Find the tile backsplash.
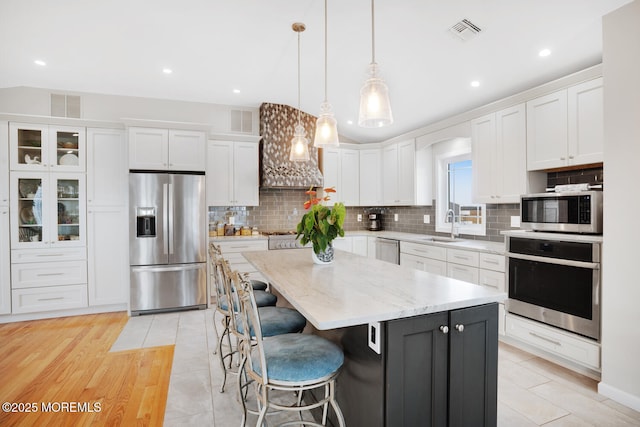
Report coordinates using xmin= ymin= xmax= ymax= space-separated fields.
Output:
xmin=209 ymin=189 xmax=520 ymax=242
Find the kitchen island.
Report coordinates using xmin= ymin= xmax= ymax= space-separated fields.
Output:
xmin=244 ymin=249 xmax=506 ymax=427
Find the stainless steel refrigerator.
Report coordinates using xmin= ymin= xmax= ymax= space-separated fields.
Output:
xmin=129 ymin=172 xmax=207 ymax=315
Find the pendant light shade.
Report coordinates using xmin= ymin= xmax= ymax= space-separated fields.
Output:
xmin=290 ymin=123 xmax=311 ymax=161
xmin=290 ymin=22 xmax=311 ymax=162
xmin=314 ymin=0 xmax=339 ymax=147
xmin=358 ymin=0 xmax=393 ymax=128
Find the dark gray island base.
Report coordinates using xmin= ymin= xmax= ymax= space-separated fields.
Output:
xmin=242 ymin=250 xmax=504 ymax=427
xmin=312 ymin=303 xmax=498 ymax=427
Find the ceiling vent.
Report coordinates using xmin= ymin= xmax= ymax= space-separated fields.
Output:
xmin=449 ymin=18 xmax=482 ymax=41
xmin=51 ymin=94 xmax=81 ymax=118
xmin=230 ymin=109 xmax=254 ymax=133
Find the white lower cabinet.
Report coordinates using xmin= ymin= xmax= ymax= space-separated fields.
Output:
xmin=401 ymin=253 xmax=447 ymax=276
xmin=10 ymin=247 xmax=88 ymax=314
xmin=351 ymin=236 xmax=368 ymax=257
xmin=506 ymin=313 xmax=600 ymax=370
xmin=447 ymin=263 xmax=479 ymax=284
xmin=12 ymin=285 xmax=88 ymax=314
xmin=87 ymin=207 xmax=128 ymax=306
xmin=213 ymin=239 xmax=268 ymax=296
xmin=401 ymin=240 xmax=507 ymax=334
xmin=0 ymin=206 xmax=10 ymax=314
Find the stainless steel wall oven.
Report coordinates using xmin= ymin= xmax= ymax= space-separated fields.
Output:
xmin=506 ymin=236 xmax=601 ymax=340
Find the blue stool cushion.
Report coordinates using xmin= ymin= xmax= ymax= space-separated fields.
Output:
xmin=220 ymin=290 xmax=277 ymax=311
xmin=251 ymin=280 xmax=268 ymax=291
xmin=236 ymin=307 xmax=306 ymax=337
xmin=252 ymin=334 xmax=344 ymax=382
xmin=218 ymin=295 xmax=231 ymax=311
xmin=254 ymin=290 xmax=277 ymax=307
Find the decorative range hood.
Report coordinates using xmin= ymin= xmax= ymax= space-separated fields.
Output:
xmin=260 ymin=102 xmax=324 ymax=188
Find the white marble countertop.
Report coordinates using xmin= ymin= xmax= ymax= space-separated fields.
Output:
xmin=243 ymin=249 xmax=507 ymax=330
xmin=344 ymin=230 xmax=506 ymax=254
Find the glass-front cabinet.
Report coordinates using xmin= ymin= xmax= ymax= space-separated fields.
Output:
xmin=9 ymin=123 xmax=86 ymax=172
xmin=10 ymin=172 xmax=86 ymax=248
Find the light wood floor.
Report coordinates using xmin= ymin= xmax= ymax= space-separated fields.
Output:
xmin=0 ymin=312 xmax=173 ymax=427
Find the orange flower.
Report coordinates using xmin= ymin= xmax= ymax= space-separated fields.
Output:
xmin=324 ymin=187 xmax=336 ymax=193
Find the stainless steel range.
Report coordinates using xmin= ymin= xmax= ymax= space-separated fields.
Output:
xmin=263 ymin=231 xmax=308 ymax=250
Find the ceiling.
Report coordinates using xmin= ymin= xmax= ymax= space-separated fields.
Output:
xmin=0 ymin=0 xmax=632 ymax=143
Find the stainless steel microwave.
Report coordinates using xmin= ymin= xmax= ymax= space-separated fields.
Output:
xmin=520 ymin=191 xmax=603 ymax=234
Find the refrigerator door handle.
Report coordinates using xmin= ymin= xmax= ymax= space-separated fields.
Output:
xmin=131 ymin=264 xmax=204 ymax=274
xmin=168 ymin=182 xmax=174 ymax=255
xmin=162 ymin=183 xmax=169 ymax=255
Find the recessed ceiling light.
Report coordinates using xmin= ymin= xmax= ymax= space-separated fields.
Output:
xmin=539 ymin=48 xmax=551 ymax=57
xmin=162 ymin=68 xmax=173 ymax=74
xmin=233 ymin=89 xmax=241 ymax=94
xmin=347 ymin=120 xmax=354 ymax=125
xmin=34 ymin=60 xmax=46 ymax=66
xmin=470 ymin=80 xmax=480 ymax=88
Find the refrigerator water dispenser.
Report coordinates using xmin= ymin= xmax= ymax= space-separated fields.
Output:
xmin=136 ymin=207 xmax=156 ymax=237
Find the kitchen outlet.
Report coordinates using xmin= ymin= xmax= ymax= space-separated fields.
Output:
xmin=510 ymin=216 xmax=521 ymax=227
xmin=228 ymin=216 xmax=235 ymax=225
xmin=423 ymin=214 xmax=430 ymax=224
xmin=394 ymin=213 xmax=399 ymax=222
xmin=357 ymin=214 xmax=362 ymax=222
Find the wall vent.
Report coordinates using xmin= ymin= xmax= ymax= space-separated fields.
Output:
xmin=51 ymin=94 xmax=81 ymax=118
xmin=449 ymin=18 xmax=482 ymax=41
xmin=230 ymin=109 xmax=254 ymax=133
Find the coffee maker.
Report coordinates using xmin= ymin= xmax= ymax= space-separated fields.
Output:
xmin=368 ymin=213 xmax=383 ymax=231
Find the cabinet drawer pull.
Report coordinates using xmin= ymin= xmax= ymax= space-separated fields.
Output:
xmin=36 ymin=253 xmax=66 ymax=257
xmin=37 ymin=272 xmax=65 ymax=277
xmin=37 ymin=297 xmax=65 ymax=301
xmin=451 ymin=266 xmax=468 ymax=272
xmin=439 ymin=325 xmax=449 ymax=334
xmin=529 ymin=332 xmax=561 ymax=346
xmin=483 ymin=259 xmax=500 ymax=265
xmin=455 ymin=324 xmax=464 ymax=332
xmin=453 ymin=255 xmax=471 ymax=261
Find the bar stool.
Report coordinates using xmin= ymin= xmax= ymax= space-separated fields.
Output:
xmin=217 ymin=260 xmax=306 ymax=393
xmin=234 ymin=272 xmax=345 ymax=427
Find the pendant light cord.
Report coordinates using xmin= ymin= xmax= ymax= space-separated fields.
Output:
xmin=324 ymin=0 xmax=328 ymax=103
xmin=371 ymin=0 xmax=376 ymax=64
xmin=297 ymin=29 xmax=302 ymax=125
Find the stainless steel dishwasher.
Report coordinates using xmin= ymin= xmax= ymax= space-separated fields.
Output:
xmin=375 ymin=238 xmax=400 ymax=264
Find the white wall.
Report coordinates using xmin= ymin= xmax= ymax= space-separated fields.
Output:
xmin=600 ymin=0 xmax=640 ymax=411
xmin=0 ymin=86 xmax=258 ymax=134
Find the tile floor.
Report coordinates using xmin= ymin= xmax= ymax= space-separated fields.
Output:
xmin=110 ymin=308 xmax=640 ymax=426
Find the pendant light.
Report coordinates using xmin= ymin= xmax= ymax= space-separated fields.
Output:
xmin=313 ymin=0 xmax=339 ymax=147
xmin=358 ymin=0 xmax=393 ymax=128
xmin=289 ymin=22 xmax=311 ymax=162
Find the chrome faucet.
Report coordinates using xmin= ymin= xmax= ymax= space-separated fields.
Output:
xmin=445 ymin=209 xmax=457 ymax=239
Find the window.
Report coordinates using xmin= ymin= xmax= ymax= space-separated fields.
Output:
xmin=435 ymin=139 xmax=486 ymax=236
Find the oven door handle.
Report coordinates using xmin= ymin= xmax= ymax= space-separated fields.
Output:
xmin=507 ymin=252 xmax=599 ymax=270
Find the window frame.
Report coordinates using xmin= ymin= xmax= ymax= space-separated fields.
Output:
xmin=434 ymin=139 xmax=486 ymax=236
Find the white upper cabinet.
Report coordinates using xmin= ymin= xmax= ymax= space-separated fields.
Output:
xmin=206 ymin=140 xmax=259 ymax=206
xmin=472 ymin=103 xmax=527 ymax=203
xmin=168 ymin=129 xmax=207 ymax=171
xmin=383 ymin=140 xmax=415 ymax=205
xmin=128 ymin=127 xmax=206 ymax=171
xmin=567 ymin=78 xmax=603 ymax=166
xmin=87 ymin=128 xmax=126 ymax=207
xmin=10 ymin=123 xmax=86 ymax=172
xmin=527 ymin=78 xmax=603 ymax=171
xmin=359 ymin=149 xmax=383 ymax=206
xmin=322 ymin=147 xmax=359 ymax=206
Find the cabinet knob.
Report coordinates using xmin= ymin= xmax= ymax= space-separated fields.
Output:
xmin=455 ymin=324 xmax=464 ymax=332
xmin=560 ymin=157 xmax=566 ymax=161
xmin=568 ymin=155 xmax=574 ymax=159
xmin=439 ymin=325 xmax=449 ymax=334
